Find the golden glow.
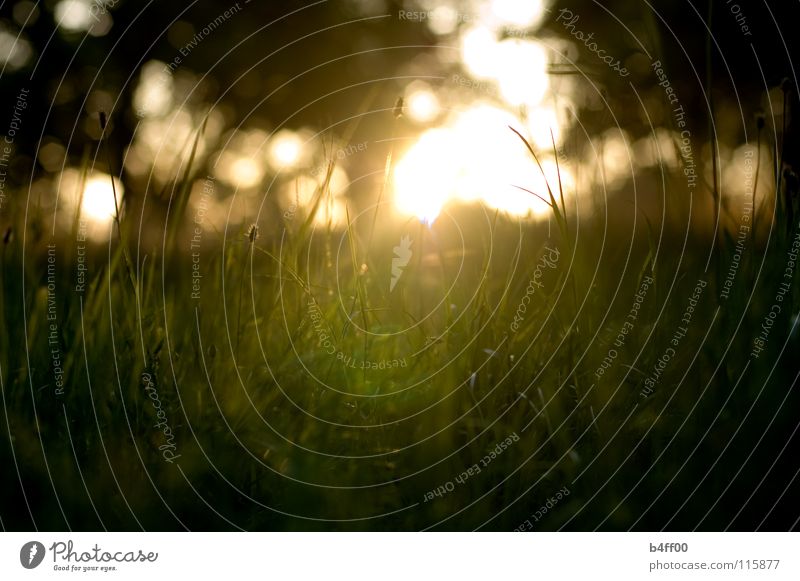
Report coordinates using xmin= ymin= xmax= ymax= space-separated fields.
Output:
xmin=287 ymin=175 xmax=319 ymax=207
xmin=525 ymin=106 xmax=563 ymax=150
xmin=81 ymin=175 xmax=122 ymax=222
xmin=596 ymin=129 xmax=633 ymax=187
xmin=133 ymin=60 xmax=174 ymax=118
xmin=723 ymin=144 xmax=774 ymax=205
xmin=461 ymin=26 xmax=499 ymax=80
xmin=314 ymin=196 xmax=348 ymax=228
xmin=393 ymin=104 xmax=574 ymax=222
xmin=494 ymin=39 xmax=549 ymax=107
xmin=394 ymin=129 xmax=456 ymax=224
xmin=461 ymin=27 xmax=549 ymax=108
xmin=268 ymin=130 xmax=305 ymax=169
xmin=127 ymin=109 xmax=224 ymax=185
xmin=490 ymin=0 xmax=546 ymax=28
xmin=427 ymin=5 xmax=459 ymax=36
xmin=54 ymin=0 xmax=94 ymax=32
xmin=231 ymin=157 xmax=264 ymax=188
xmin=633 ymin=129 xmax=679 ymax=169
xmin=55 ymin=0 xmax=112 ymax=36
xmin=326 ymin=166 xmax=350 ymax=197
xmin=282 ymin=170 xmax=350 ymax=228
xmin=303 ymin=165 xmax=350 ymax=197
xmin=0 ymin=27 xmax=33 ymax=70
xmin=210 ymin=128 xmax=281 ymax=188
xmin=405 ymin=83 xmax=441 ymax=123
xmin=58 ymin=169 xmax=124 ymax=239
xmin=214 ymin=150 xmax=265 ymax=189
xmin=482 ymin=158 xmax=573 ymax=217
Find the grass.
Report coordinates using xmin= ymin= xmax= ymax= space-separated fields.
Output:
xmin=1 ymin=113 xmax=799 ymax=532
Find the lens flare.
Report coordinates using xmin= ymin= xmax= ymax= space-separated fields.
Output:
xmin=393 ymin=129 xmax=456 ymax=224
xmin=461 ymin=26 xmax=500 ymax=80
xmin=58 ymin=169 xmax=124 ymax=239
xmin=494 ymin=39 xmax=549 ymax=107
xmin=54 ymin=0 xmax=94 ymax=32
xmin=81 ymin=175 xmax=122 ymax=222
xmin=490 ymin=0 xmax=546 ymax=28
xmin=393 ymin=104 xmax=573 ymax=222
xmin=405 ymin=83 xmax=441 ymax=124
xmin=268 ymin=130 xmax=305 ymax=169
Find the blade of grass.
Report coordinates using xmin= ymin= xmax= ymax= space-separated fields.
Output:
xmin=509 ymin=126 xmax=566 ymax=235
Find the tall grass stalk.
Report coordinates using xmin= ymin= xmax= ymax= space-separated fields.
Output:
xmin=99 ymin=112 xmax=138 ymax=302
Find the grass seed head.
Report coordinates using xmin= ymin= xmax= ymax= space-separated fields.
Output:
xmin=246 ymin=223 xmax=260 ymax=244
xmin=393 ymin=96 xmax=404 ymax=119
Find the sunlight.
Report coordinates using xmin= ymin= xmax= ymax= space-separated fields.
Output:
xmin=304 ymin=165 xmax=350 ymax=197
xmin=723 ymin=144 xmax=774 ymax=206
xmin=394 ymin=104 xmax=574 ymax=222
xmin=13 ymin=0 xmax=789 ymax=539
xmin=427 ymin=5 xmax=460 ymax=36
xmin=0 ymin=26 xmax=33 ymax=70
xmin=482 ymin=158 xmax=573 ymax=217
xmin=394 ymin=129 xmax=458 ymax=224
xmin=231 ymin=157 xmax=264 ymax=188
xmin=327 ymin=166 xmax=351 ymax=196
xmin=461 ymin=26 xmax=500 ymax=80
xmin=268 ymin=130 xmax=305 ymax=170
xmin=214 ymin=151 xmax=265 ymax=189
xmin=314 ymin=196 xmax=348 ymax=228
xmin=81 ymin=174 xmax=122 ymax=222
xmin=489 ymin=0 xmax=547 ymax=28
xmin=405 ymin=83 xmax=441 ymax=124
xmin=58 ymin=169 xmax=124 ymax=239
xmin=126 ymin=109 xmax=224 ymax=186
xmin=282 ymin=171 xmax=350 ymax=228
xmin=494 ymin=39 xmax=549 ymax=107
xmin=596 ymin=128 xmax=633 ymax=188
xmin=388 ymin=0 xmax=570 ymax=221
xmin=133 ymin=60 xmax=174 ymax=118
xmin=54 ymin=0 xmax=94 ymax=32
xmin=525 ymin=106 xmax=564 ymax=150
xmin=460 ymin=27 xmax=550 ymax=108
xmin=633 ymin=128 xmax=679 ymax=169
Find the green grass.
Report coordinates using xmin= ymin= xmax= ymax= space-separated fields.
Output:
xmin=1 ymin=123 xmax=799 ymax=531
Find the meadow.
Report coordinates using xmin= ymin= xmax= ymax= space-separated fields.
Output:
xmin=2 ymin=119 xmax=798 ymax=531
xmin=2 ymin=0 xmax=800 ymax=533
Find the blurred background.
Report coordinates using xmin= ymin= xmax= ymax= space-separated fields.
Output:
xmin=1 ymin=0 xmax=797 ymax=243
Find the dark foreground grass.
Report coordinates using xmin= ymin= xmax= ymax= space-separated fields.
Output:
xmin=1 ymin=134 xmax=800 ymax=532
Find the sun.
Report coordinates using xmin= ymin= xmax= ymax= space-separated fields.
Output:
xmin=393 ymin=105 xmax=573 ymax=223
